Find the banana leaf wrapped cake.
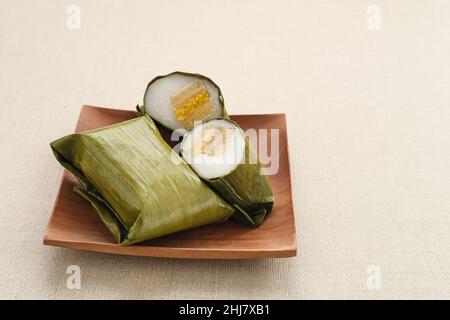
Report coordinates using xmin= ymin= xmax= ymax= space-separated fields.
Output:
xmin=140 ymin=72 xmax=274 ymax=226
xmin=50 ymin=115 xmax=234 ymax=245
xmin=180 ymin=118 xmax=273 ymax=227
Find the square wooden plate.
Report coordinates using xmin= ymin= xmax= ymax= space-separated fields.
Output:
xmin=44 ymin=105 xmax=297 ymax=259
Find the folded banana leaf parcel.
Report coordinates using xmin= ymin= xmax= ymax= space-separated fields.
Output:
xmin=50 ymin=115 xmax=234 ymax=245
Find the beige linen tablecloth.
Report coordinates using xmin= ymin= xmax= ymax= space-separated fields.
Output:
xmin=0 ymin=0 xmax=449 ymax=299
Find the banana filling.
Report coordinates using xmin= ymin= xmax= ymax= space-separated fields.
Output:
xmin=170 ymin=80 xmax=216 ymax=129
xmin=181 ymin=119 xmax=246 ymax=180
xmin=194 ymin=126 xmax=229 ymax=157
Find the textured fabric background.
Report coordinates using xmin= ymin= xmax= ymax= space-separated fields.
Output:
xmin=0 ymin=0 xmax=449 ymax=299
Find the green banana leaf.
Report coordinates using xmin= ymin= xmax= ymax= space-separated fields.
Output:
xmin=203 ymin=139 xmax=274 ymax=227
xmin=50 ymin=115 xmax=234 ymax=245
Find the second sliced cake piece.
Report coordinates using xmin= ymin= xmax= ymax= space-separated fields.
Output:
xmin=180 ymin=118 xmax=274 ymax=227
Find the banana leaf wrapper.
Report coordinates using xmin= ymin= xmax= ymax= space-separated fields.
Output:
xmin=50 ymin=115 xmax=234 ymax=245
xmin=201 ymin=139 xmax=274 ymax=228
